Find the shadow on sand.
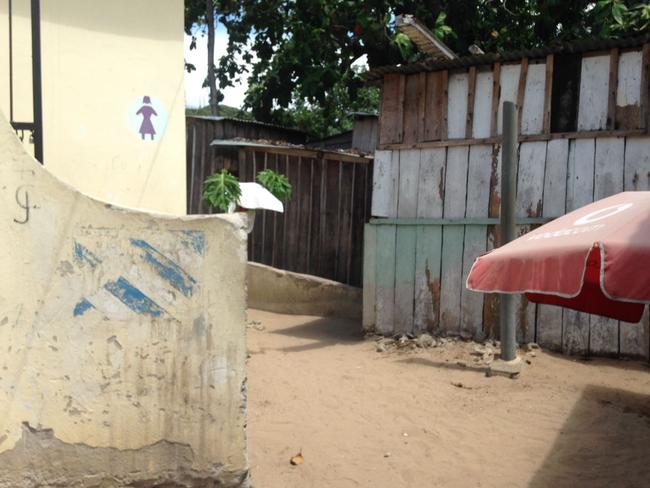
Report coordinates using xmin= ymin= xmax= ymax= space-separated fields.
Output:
xmin=529 ymin=384 xmax=650 ymax=487
xmin=270 ymin=316 xmax=364 ymax=353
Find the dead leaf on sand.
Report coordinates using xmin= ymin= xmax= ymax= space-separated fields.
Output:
xmin=290 ymin=452 xmax=304 ymax=466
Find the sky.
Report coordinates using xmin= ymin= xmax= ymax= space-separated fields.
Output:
xmin=184 ymin=23 xmax=248 ymax=109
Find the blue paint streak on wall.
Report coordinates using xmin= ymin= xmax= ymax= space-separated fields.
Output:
xmin=73 ymin=242 xmax=102 ymax=268
xmin=130 ymin=239 xmax=197 ymax=297
xmin=104 ymin=277 xmax=165 ymax=318
xmin=180 ymin=230 xmax=205 ymax=256
xmin=73 ymin=298 xmax=95 ymax=317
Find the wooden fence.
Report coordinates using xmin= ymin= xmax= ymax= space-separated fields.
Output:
xmin=363 ymin=139 xmax=650 ymax=359
xmin=186 ymin=132 xmax=373 ymax=286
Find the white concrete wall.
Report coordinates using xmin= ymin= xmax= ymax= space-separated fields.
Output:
xmin=0 ymin=0 xmax=187 ymax=215
xmin=0 ymin=114 xmax=249 ymax=487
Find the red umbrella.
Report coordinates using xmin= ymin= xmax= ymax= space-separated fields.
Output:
xmin=466 ymin=192 xmax=650 ymax=323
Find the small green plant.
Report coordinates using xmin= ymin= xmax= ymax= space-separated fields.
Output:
xmin=202 ymin=169 xmax=242 ymax=212
xmin=257 ymin=169 xmax=292 ymax=201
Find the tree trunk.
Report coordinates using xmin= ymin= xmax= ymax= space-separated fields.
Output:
xmin=206 ymin=0 xmax=219 ymax=116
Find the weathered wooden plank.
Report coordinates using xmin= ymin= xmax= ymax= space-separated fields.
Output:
xmin=497 ymin=63 xmax=521 ymax=134
xmin=594 ymin=137 xmax=625 ymax=200
xmin=417 ymin=73 xmax=427 ymax=143
xmin=514 ymin=142 xmax=546 ymax=343
xmin=262 ymin=154 xmax=276 ymax=265
xmin=403 ymin=74 xmax=420 ymax=144
xmin=414 ymin=226 xmax=443 ymax=334
xmin=607 ymin=48 xmax=619 ymax=130
xmin=521 ymin=62 xmax=547 ymax=135
xmin=616 ymin=50 xmax=643 ymax=130
xmin=375 ymin=225 xmax=397 ymax=335
xmin=563 ymin=309 xmax=590 ymax=356
xmin=440 ymin=225 xmax=465 ymax=336
xmin=641 ymin=44 xmax=650 ymax=129
xmin=620 ymin=308 xmax=650 ymax=360
xmin=309 ymin=158 xmax=323 ymax=276
xmin=589 ymin=137 xmax=623 ymax=356
xmin=516 ymin=58 xmax=529 ymax=129
xmin=321 ymin=160 xmax=340 ymax=280
xmin=447 ymin=72 xmax=469 ymax=139
xmin=535 ymin=138 xmax=569 ymax=349
xmin=461 ymin=225 xmax=487 ymax=339
xmin=537 ymin=305 xmax=563 ymax=352
xmin=459 ymin=145 xmax=492 ymax=339
xmin=483 ymin=144 xmax=502 ymax=338
xmin=562 ymin=138 xmax=595 ymax=355
xmin=543 ymin=55 xmax=554 ymax=134
xmin=336 ymin=162 xmax=354 ymax=283
xmin=621 ymin=137 xmax=650 ymax=358
xmin=397 ymin=149 xmax=421 ymax=218
xmin=422 ymin=71 xmax=445 ymax=141
xmin=466 ymin=145 xmax=493 ymax=218
xmin=443 ymin=146 xmax=469 ymax=219
xmin=566 ymin=138 xmax=595 ymax=211
xmin=466 ymin=67 xmax=477 ymax=138
xmin=379 ymin=74 xmax=405 ymax=144
xmin=441 ymin=70 xmax=449 ymax=140
xmin=362 ymin=223 xmax=377 ymax=331
xmin=491 ymin=62 xmax=501 ymax=137
xmin=516 ymin=141 xmax=547 ymax=218
xmin=395 ymin=226 xmax=417 ymax=335
xmin=416 ymin=148 xmax=446 ymax=218
xmin=350 ymin=162 xmax=367 ymax=287
xmin=624 ymin=137 xmax=650 ymax=190
xmin=542 ymin=139 xmax=569 ymax=217
xmin=371 ymin=150 xmax=399 ymax=217
xmin=515 ymin=252 xmax=537 ymax=344
xmin=473 ymin=70 xmax=494 ymax=139
xmin=577 ymin=54 xmax=610 ymax=131
xmin=413 ymin=148 xmax=445 ymax=334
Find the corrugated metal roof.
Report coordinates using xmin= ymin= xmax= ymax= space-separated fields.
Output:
xmin=365 ymin=32 xmax=650 ymax=82
xmin=187 ymin=115 xmax=306 ymax=134
xmin=210 ymin=139 xmax=372 ymax=162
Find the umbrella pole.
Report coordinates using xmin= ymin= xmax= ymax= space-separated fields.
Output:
xmin=500 ymin=101 xmax=518 ymax=361
xmin=488 ymin=101 xmax=522 ymax=377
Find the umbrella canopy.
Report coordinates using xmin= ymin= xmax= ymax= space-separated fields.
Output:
xmin=466 ymin=192 xmax=650 ymax=323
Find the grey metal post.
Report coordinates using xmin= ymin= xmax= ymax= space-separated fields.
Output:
xmin=500 ymin=102 xmax=518 ymax=361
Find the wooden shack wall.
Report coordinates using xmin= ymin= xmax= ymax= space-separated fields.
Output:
xmin=364 ymin=46 xmax=650 ymax=360
xmin=186 ymin=124 xmax=373 ymax=285
xmin=238 ymin=151 xmax=372 ymax=287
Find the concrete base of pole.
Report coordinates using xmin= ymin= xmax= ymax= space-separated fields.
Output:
xmin=486 ymin=357 xmax=523 ymax=379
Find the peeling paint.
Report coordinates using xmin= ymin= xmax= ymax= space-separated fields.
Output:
xmin=130 ymin=238 xmax=197 ymax=297
xmin=73 ymin=242 xmax=102 ymax=268
xmin=73 ymin=298 xmax=94 ymax=317
xmin=104 ymin=277 xmax=166 ymax=318
xmin=180 ymin=230 xmax=205 ymax=256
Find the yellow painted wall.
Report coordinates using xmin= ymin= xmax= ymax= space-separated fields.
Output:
xmin=0 ymin=0 xmax=187 ymax=215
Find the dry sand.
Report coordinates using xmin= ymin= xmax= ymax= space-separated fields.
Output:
xmin=246 ymin=309 xmax=650 ymax=488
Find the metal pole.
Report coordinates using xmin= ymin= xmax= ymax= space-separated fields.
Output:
xmin=31 ymin=0 xmax=44 ymax=164
xmin=500 ymin=101 xmax=518 ymax=361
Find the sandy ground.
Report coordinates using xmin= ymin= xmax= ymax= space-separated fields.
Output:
xmin=246 ymin=309 xmax=650 ymax=488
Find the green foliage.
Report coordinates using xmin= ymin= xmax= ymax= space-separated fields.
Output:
xmin=202 ymin=169 xmax=241 ymax=212
xmin=257 ymin=169 xmax=293 ymax=201
xmin=186 ymin=104 xmax=254 ymax=120
xmin=186 ymin=0 xmax=650 ymax=138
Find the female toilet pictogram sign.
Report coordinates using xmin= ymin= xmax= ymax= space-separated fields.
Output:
xmin=137 ymin=96 xmax=157 ymax=140
xmin=129 ymin=96 xmax=168 ymax=142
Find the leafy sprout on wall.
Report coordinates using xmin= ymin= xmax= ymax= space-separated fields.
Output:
xmin=202 ymin=169 xmax=292 ymax=213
